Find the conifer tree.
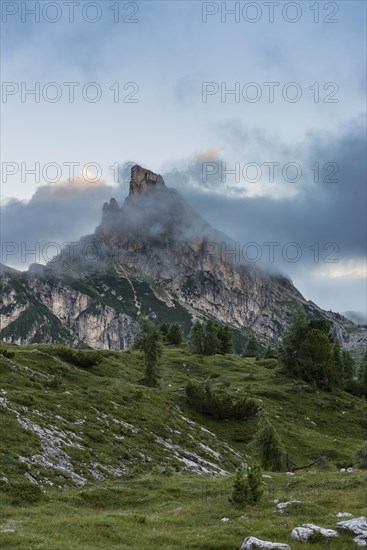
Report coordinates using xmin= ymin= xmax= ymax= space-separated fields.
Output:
xmin=264 ymin=345 xmax=277 ymax=359
xmin=278 ymin=312 xmax=308 ymax=375
xmin=332 ymin=340 xmax=345 ymax=387
xmin=342 ymin=350 xmax=355 ymax=383
xmin=159 ymin=323 xmax=169 ymax=342
xmin=244 ymin=335 xmax=260 ymax=357
xmin=297 ymin=329 xmax=334 ymax=389
xmin=203 ymin=320 xmax=220 ymax=355
xmin=252 ymin=413 xmax=284 ymax=471
xmin=189 ymin=321 xmax=204 ymax=354
xmin=217 ymin=324 xmax=233 ymax=355
xmin=359 ymin=350 xmax=367 ymax=396
xmin=166 ymin=323 xmax=183 ymax=346
xmin=134 ymin=320 xmax=162 ymax=387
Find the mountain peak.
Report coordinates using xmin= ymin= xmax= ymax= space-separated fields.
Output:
xmin=129 ymin=165 xmax=165 ymax=197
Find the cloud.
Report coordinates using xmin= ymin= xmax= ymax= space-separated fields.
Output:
xmin=1 ymin=119 xmax=365 ymax=315
xmin=0 ymin=174 xmax=115 ymax=269
xmin=164 ymin=118 xmax=366 ymax=265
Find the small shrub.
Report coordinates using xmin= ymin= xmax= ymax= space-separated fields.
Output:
xmin=229 ymin=463 xmax=263 ymax=508
xmin=345 ymin=380 xmax=365 ymax=398
xmin=46 ymin=374 xmax=63 ymax=390
xmin=0 ymin=348 xmax=15 ymax=358
xmin=6 ymin=481 xmax=43 ymax=504
xmin=229 ymin=469 xmax=250 ymax=508
xmin=247 ymin=463 xmax=264 ymax=502
xmin=353 ymin=441 xmax=367 ymax=469
xmin=186 ymin=381 xmax=259 ymax=420
xmin=56 ymin=346 xmax=101 ymax=368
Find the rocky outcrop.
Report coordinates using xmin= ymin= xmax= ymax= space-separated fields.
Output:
xmin=291 ymin=524 xmax=338 ymax=542
xmin=241 ymin=537 xmax=290 ymax=549
xmin=276 ymin=499 xmax=301 ymax=514
xmin=336 ymin=517 xmax=367 ymax=547
xmin=129 ymin=164 xmax=165 ymax=196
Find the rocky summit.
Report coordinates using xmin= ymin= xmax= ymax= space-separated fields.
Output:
xmin=1 ymin=165 xmax=366 ymax=350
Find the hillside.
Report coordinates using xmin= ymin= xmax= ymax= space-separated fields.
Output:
xmin=0 ymin=343 xmax=366 ymax=548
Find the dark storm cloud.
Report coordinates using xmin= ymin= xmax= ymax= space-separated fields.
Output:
xmin=0 ymin=178 xmax=115 ymax=267
xmin=164 ymin=119 xmax=366 ymax=268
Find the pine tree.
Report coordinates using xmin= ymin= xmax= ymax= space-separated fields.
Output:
xmin=166 ymin=323 xmax=183 ymax=346
xmin=159 ymin=323 xmax=169 ymax=342
xmin=217 ymin=325 xmax=233 ymax=355
xmin=264 ymin=345 xmax=277 ymax=359
xmin=297 ymin=329 xmax=334 ymax=389
xmin=332 ymin=340 xmax=345 ymax=387
xmin=203 ymin=320 xmax=220 ymax=355
xmin=252 ymin=413 xmax=284 ymax=471
xmin=189 ymin=321 xmax=204 ymax=354
xmin=278 ymin=312 xmax=308 ymax=376
xmin=342 ymin=350 xmax=355 ymax=383
xmin=134 ymin=320 xmax=162 ymax=387
xmin=244 ymin=335 xmax=260 ymax=358
xmin=359 ymin=351 xmax=367 ymax=396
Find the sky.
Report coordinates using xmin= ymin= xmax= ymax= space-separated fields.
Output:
xmin=1 ymin=0 xmax=366 ymax=316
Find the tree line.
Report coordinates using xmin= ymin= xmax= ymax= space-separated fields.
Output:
xmin=133 ymin=315 xmax=367 ymax=396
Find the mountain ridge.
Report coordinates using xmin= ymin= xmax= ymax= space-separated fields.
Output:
xmin=1 ymin=165 xmax=366 ymax=351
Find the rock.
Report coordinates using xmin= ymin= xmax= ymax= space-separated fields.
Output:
xmin=276 ymin=499 xmax=301 ymax=513
xmin=347 ymin=467 xmax=354 ymax=472
xmin=129 ymin=165 xmax=165 ymax=196
xmin=241 ymin=536 xmax=291 ymax=549
xmin=291 ymin=524 xmax=338 ymax=542
xmin=340 ymin=468 xmax=346 ymax=472
xmin=221 ymin=517 xmax=230 ymax=522
xmin=336 ymin=517 xmax=367 ymax=546
xmin=336 ymin=512 xmax=353 ymax=518
xmin=286 ymin=472 xmax=295 ymax=476
xmin=262 ymin=474 xmax=272 ymax=479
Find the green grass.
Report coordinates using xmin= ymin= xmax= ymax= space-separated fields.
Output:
xmin=0 ymin=471 xmax=366 ymax=549
xmin=0 ymin=343 xmax=366 ymax=548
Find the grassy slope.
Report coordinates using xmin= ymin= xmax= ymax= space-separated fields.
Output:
xmin=0 ymin=344 xmax=366 ymax=549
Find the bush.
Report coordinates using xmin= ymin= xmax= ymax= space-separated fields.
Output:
xmin=229 ymin=469 xmax=249 ymax=508
xmin=345 ymin=380 xmax=365 ymax=398
xmin=186 ymin=381 xmax=259 ymax=420
xmin=5 ymin=481 xmax=43 ymax=504
xmin=0 ymin=348 xmax=15 ymax=358
xmin=56 ymin=346 xmax=101 ymax=368
xmin=229 ymin=463 xmax=263 ymax=508
xmin=353 ymin=441 xmax=367 ymax=469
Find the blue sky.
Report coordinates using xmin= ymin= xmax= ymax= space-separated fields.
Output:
xmin=1 ymin=1 xmax=366 ymax=315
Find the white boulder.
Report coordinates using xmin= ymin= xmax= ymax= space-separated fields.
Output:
xmin=336 ymin=517 xmax=367 ymax=546
xmin=241 ymin=536 xmax=291 ymax=549
xmin=291 ymin=524 xmax=338 ymax=542
xmin=276 ymin=499 xmax=301 ymax=514
xmin=336 ymin=512 xmax=353 ymax=518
